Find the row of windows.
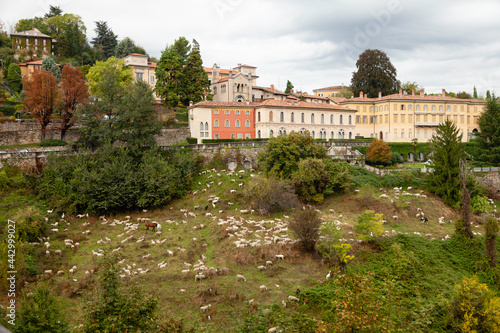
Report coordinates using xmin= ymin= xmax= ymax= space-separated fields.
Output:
xmin=135 ymin=73 xmax=155 ymax=83
xmin=257 ymin=111 xmax=352 ymax=125
xmin=16 ymin=45 xmax=48 ymax=51
xmin=257 ymin=129 xmax=351 ymax=139
xmin=358 ymin=104 xmax=477 ymax=113
xmin=213 ymin=119 xmax=251 ymax=128
xmin=356 ymin=114 xmax=478 ymax=125
xmin=213 ymin=110 xmax=251 ymax=115
xmin=16 ymin=38 xmax=48 ymax=46
xmin=213 ymin=133 xmax=251 ymax=139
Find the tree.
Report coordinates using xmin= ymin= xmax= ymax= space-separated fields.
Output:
xmin=473 ymin=86 xmax=478 ymax=99
xmin=477 ymin=97 xmax=500 ymax=165
xmin=351 ymin=49 xmax=400 ymax=98
xmin=83 ymin=254 xmax=158 ymax=332
xmin=15 ymin=17 xmax=48 ymax=34
xmin=44 ymin=5 xmax=63 ymax=18
xmin=291 ymin=158 xmax=330 ymax=204
xmin=171 ymin=36 xmax=191 ymax=63
xmin=155 ymin=44 xmax=183 ymax=110
xmin=401 ymin=81 xmax=423 ymax=95
xmin=366 ymin=138 xmax=392 ymax=165
xmin=6 ymin=63 xmax=22 ymax=93
xmin=45 ymin=14 xmax=87 ymax=58
xmin=285 ymin=80 xmax=294 ymax=94
xmin=334 ymin=87 xmax=352 ymax=99
xmin=458 ymin=159 xmax=473 ymax=239
xmin=486 ymin=90 xmax=492 ymax=101
xmin=15 ymin=284 xmax=69 ymax=333
xmin=427 ymin=119 xmax=465 ymax=208
xmin=456 ymin=91 xmax=472 ymax=99
xmin=41 ymin=57 xmax=61 ymax=81
xmin=258 ymin=131 xmax=328 ymax=179
xmin=85 ymin=56 xmax=133 ymax=97
xmin=115 ymin=37 xmax=146 ymax=58
xmin=485 ymin=217 xmax=498 ymax=269
xmin=59 ymin=65 xmax=89 ymax=140
xmin=23 ymin=70 xmax=59 ymax=140
xmin=181 ymin=39 xmax=210 ymax=105
xmin=91 ymin=21 xmax=117 ymax=60
xmin=289 ymin=208 xmax=322 ymax=252
xmin=355 ymin=210 xmax=384 ymax=240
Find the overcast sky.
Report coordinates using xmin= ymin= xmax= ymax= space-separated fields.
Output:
xmin=2 ymin=0 xmax=500 ymax=96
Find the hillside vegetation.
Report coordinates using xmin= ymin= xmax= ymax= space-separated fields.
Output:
xmin=1 ymin=159 xmax=499 ymax=332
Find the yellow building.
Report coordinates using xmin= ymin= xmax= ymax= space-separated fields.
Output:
xmin=339 ymin=89 xmax=486 ymax=142
xmin=313 ymin=85 xmax=349 ymax=97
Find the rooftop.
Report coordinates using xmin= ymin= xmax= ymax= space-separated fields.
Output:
xmin=11 ymin=28 xmax=51 ymax=38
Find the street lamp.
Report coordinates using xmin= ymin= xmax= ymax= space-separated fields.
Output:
xmin=411 ymin=138 xmax=418 ymax=168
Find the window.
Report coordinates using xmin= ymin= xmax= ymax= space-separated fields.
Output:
xmin=214 ymin=110 xmax=219 ymax=114
xmin=447 ymin=105 xmax=450 ymax=111
xmin=280 ymin=112 xmax=284 ymax=122
xmin=200 ymin=122 xmax=204 ymax=131
xmin=225 ymin=110 xmax=229 ymax=114
xmin=200 ymin=132 xmax=204 ymax=138
xmin=439 ymin=105 xmax=443 ymax=111
xmin=330 ymin=114 xmax=334 ymax=124
xmin=432 ymin=105 xmax=436 ymax=111
xmin=356 ymin=115 xmax=360 ymax=124
xmin=150 ymin=74 xmax=155 ymax=83
xmin=257 ymin=130 xmax=261 ymax=138
xmin=385 ymin=105 xmax=388 ymax=111
xmin=245 ymin=110 xmax=250 ymax=115
xmin=213 ymin=87 xmax=217 ymax=95
xmin=258 ymin=112 xmax=261 ymax=122
xmin=339 ymin=115 xmax=343 ymax=124
xmin=279 ymin=127 xmax=286 ymax=135
xmin=401 ymin=104 xmax=405 ymax=111
xmin=269 ymin=111 xmax=273 ymax=122
xmin=214 ymin=134 xmax=219 ymax=139
xmin=238 ymin=134 xmax=243 ymax=139
xmin=214 ymin=120 xmax=219 ymax=127
xmin=424 ymin=132 xmax=427 ymax=139
xmin=43 ymin=46 xmax=46 ymax=51
xmin=235 ymin=110 xmax=240 ymax=115
xmin=269 ymin=130 xmax=274 ymax=137
xmin=424 ymin=105 xmax=428 ymax=111
xmin=26 ymin=38 xmax=29 ymax=44
xmin=301 ymin=113 xmax=305 ymax=123
xmin=321 ymin=114 xmax=324 ymax=124
xmin=349 ymin=115 xmax=352 ymax=125
xmin=245 ymin=134 xmax=250 ymax=139
xmin=363 ymin=116 xmax=367 ymax=124
xmin=379 ymin=106 xmax=383 ymax=112
xmin=330 ymin=131 xmax=334 ymax=139
xmin=235 ymin=120 xmax=240 ymax=127
xmin=291 ymin=112 xmax=294 ymax=122
xmin=409 ymin=132 xmax=412 ymax=139
xmin=245 ymin=120 xmax=250 ymax=127
xmin=221 ymin=84 xmax=226 ymax=93
xmin=136 ymin=73 xmax=143 ymax=81
xmin=416 ymin=132 xmax=420 ymax=139
xmin=408 ymin=114 xmax=412 ymax=123
xmin=311 ymin=113 xmax=315 ymax=123
xmin=401 ymin=114 xmax=405 ymax=123
xmin=311 ymin=131 xmax=315 ymax=138
xmin=231 ymin=134 xmax=235 ymax=139
xmin=401 ymin=132 xmax=405 ymax=139
xmin=205 ymin=122 xmax=209 ymax=130
xmin=416 ymin=105 xmax=420 ymax=111
xmin=225 ymin=120 xmax=230 ymax=127
xmin=43 ymin=39 xmax=46 ymax=46
xmin=409 ymin=105 xmax=412 ymax=111
xmin=394 ymin=131 xmax=397 ymax=139
xmin=34 ymin=39 xmax=38 ymax=45
xmin=394 ymin=114 xmax=398 ymax=123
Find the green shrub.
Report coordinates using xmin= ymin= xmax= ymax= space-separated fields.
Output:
xmin=471 ymin=195 xmax=492 ymax=214
xmin=10 ymin=206 xmax=46 ymax=243
xmin=391 ymin=151 xmax=404 ymax=164
xmin=347 ymin=164 xmax=382 ymax=188
xmin=381 ymin=170 xmax=423 ymax=188
xmin=355 ymin=210 xmax=384 ymax=240
xmin=39 ymin=139 xmax=66 ymax=147
xmin=289 ymin=208 xmax=322 ymax=251
xmin=186 ymin=137 xmax=197 ymax=144
xmin=243 ymin=176 xmax=299 ymax=213
xmin=291 ymin=158 xmax=330 ymax=203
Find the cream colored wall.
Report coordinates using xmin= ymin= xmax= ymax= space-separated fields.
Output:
xmin=189 ymin=106 xmax=212 ymax=143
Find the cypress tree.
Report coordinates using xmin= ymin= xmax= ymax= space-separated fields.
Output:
xmin=477 ymin=97 xmax=500 ymax=166
xmin=41 ymin=57 xmax=61 ymax=82
xmin=181 ymin=39 xmax=210 ymax=106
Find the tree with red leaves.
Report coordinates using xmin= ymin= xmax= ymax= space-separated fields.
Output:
xmin=60 ymin=65 xmax=89 ymax=140
xmin=23 ymin=70 xmax=59 ymax=141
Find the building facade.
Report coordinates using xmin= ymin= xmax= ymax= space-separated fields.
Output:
xmin=189 ymin=99 xmax=356 ymax=143
xmin=123 ymin=53 xmax=159 ymax=101
xmin=339 ymin=89 xmax=486 ymax=142
xmin=10 ymin=28 xmax=55 ymax=56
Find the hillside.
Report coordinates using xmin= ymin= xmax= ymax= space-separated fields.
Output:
xmin=2 ymin=165 xmax=499 ymax=332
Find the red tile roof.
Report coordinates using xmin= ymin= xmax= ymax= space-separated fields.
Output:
xmin=129 ymin=53 xmax=148 ymax=57
xmin=11 ymin=28 xmax=51 ymax=38
xmin=148 ymin=62 xmax=156 ymax=68
xmin=191 ymin=100 xmax=356 ymax=112
xmin=313 ymin=85 xmax=348 ymax=92
xmin=252 ymin=86 xmax=288 ymax=95
xmin=342 ymin=92 xmax=486 ymax=104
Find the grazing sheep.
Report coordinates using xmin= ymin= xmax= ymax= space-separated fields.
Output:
xmin=195 ymin=274 xmax=206 ymax=282
xmin=268 ymin=328 xmax=277 ymax=333
xmin=288 ymin=295 xmax=299 ymax=302
xmin=236 ymin=274 xmax=247 ymax=282
xmin=230 ymin=190 xmax=236 ymax=194
xmin=266 ymin=260 xmax=273 ymax=266
xmin=54 ymin=250 xmax=62 ymax=256
xmin=45 ymin=250 xmax=50 ymax=257
xmin=200 ymin=304 xmax=211 ymax=312
xmin=260 ymin=285 xmax=267 ymax=292
xmin=44 ymin=270 xmax=53 ymax=278
xmin=257 ymin=265 xmax=266 ymax=271
xmin=275 ymin=254 xmax=284 ymax=260
xmin=421 ymin=216 xmax=429 ymax=225
xmin=56 ymin=270 xmax=65 ymax=276
xmin=181 ymin=269 xmax=190 ymax=276
xmin=326 ymin=270 xmax=332 ymax=280
xmin=392 ymin=215 xmax=398 ymax=220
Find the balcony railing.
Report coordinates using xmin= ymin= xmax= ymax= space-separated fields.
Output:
xmin=415 ymin=122 xmax=441 ymax=127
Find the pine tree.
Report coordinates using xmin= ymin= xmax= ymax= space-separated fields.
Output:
xmin=486 ymin=90 xmax=492 ymax=101
xmin=6 ymin=63 xmax=22 ymax=93
xmin=285 ymin=80 xmax=294 ymax=93
xmin=473 ymin=86 xmax=478 ymax=99
xmin=477 ymin=96 xmax=500 ymax=165
xmin=427 ymin=119 xmax=464 ymax=208
xmin=41 ymin=57 xmax=61 ymax=82
xmin=181 ymin=39 xmax=210 ymax=105
xmin=91 ymin=21 xmax=117 ymax=60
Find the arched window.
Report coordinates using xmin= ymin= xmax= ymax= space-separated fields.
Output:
xmin=321 ymin=114 xmax=324 ymax=124
xmin=339 ymin=129 xmax=345 ymax=139
xmin=330 ymin=131 xmax=334 ymax=139
xmin=339 ymin=115 xmax=343 ymax=124
xmin=236 ymin=120 xmax=240 ymax=127
xmin=291 ymin=112 xmax=295 ymax=122
xmin=330 ymin=114 xmax=334 ymax=124
xmin=245 ymin=120 xmax=250 ymax=127
xmin=205 ymin=122 xmax=209 ymax=130
xmin=214 ymin=120 xmax=219 ymax=127
xmin=279 ymin=127 xmax=286 ymax=135
xmin=225 ymin=120 xmax=230 ymax=127
xmin=269 ymin=130 xmax=274 ymax=137
xmin=311 ymin=113 xmax=315 ymax=123
xmin=257 ymin=130 xmax=261 ymax=138
xmin=258 ymin=112 xmax=261 ymax=122
xmin=200 ymin=122 xmax=204 ymax=130
xmin=280 ymin=112 xmax=284 ymax=122
xmin=311 ymin=131 xmax=315 ymax=138
xmin=301 ymin=113 xmax=305 ymax=123
xmin=349 ymin=132 xmax=352 ymax=139
xmin=348 ymin=115 xmax=352 ymax=125
xmin=269 ymin=111 xmax=273 ymax=122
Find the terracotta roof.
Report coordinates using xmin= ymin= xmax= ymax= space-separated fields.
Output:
xmin=237 ymin=64 xmax=256 ymax=68
xmin=11 ymin=28 xmax=51 ymax=38
xmin=190 ymin=101 xmax=259 ymax=108
xmin=342 ymin=92 xmax=486 ymax=104
xmin=256 ymin=99 xmax=356 ymax=111
xmin=148 ymin=62 xmax=156 ymax=68
xmin=292 ymin=92 xmax=330 ymax=101
xmin=327 ymin=97 xmax=347 ymax=104
xmin=204 ymin=67 xmax=234 ymax=75
xmin=313 ymin=85 xmax=348 ymax=92
xmin=129 ymin=53 xmax=148 ymax=57
xmin=252 ymin=86 xmax=288 ymax=95
xmin=19 ymin=60 xmax=44 ymax=65
xmin=217 ymin=77 xmax=228 ymax=83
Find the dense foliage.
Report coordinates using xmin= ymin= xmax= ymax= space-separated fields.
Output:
xmin=351 ymin=49 xmax=400 ymax=98
xmin=366 ymin=138 xmax=392 ymax=165
xmin=477 ymin=97 xmax=500 ymax=166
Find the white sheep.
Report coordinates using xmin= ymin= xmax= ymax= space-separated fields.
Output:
xmin=288 ymin=295 xmax=299 ymax=302
xmin=257 ymin=265 xmax=266 ymax=271
xmin=200 ymin=304 xmax=211 ymax=312
xmin=236 ymin=274 xmax=247 ymax=282
xmin=195 ymin=274 xmax=206 ymax=282
xmin=260 ymin=285 xmax=267 ymax=292
xmin=275 ymin=254 xmax=284 ymax=260
xmin=266 ymin=261 xmax=273 ymax=266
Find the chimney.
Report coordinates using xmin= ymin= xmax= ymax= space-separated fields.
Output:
xmin=378 ymin=91 xmax=382 ymax=99
xmin=364 ymin=93 xmax=368 ymax=98
xmin=290 ymin=88 xmax=293 ymax=93
xmin=411 ymin=89 xmax=415 ymax=96
xmin=419 ymin=89 xmax=424 ymax=97
xmin=189 ymin=101 xmax=193 ymax=106
xmin=270 ymin=84 xmax=274 ymax=90
xmin=399 ymin=89 xmax=402 ymax=96
xmin=442 ymin=89 xmax=446 ymax=97
xmin=359 ymin=91 xmax=363 ymax=98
